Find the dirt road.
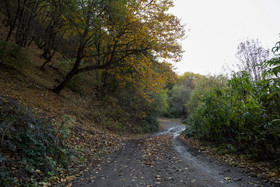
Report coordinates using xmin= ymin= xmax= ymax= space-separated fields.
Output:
xmin=74 ymin=118 xmax=271 ymax=187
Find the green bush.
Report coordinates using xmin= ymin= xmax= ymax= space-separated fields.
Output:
xmin=0 ymin=96 xmax=75 ymax=186
xmin=183 ymin=71 xmax=280 ymax=162
xmin=142 ymin=116 xmax=159 ymax=133
xmin=0 ymin=41 xmax=30 ymax=68
xmin=67 ymin=73 xmax=85 ymax=94
xmin=216 ymin=144 xmax=237 ymax=155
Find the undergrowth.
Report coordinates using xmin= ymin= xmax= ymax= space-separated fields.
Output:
xmin=0 ymin=40 xmax=30 ymax=68
xmin=183 ymin=71 xmax=280 ymax=164
xmin=0 ymin=96 xmax=77 ymax=186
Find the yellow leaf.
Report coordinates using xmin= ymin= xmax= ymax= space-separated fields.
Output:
xmin=35 ymin=169 xmax=41 ymax=173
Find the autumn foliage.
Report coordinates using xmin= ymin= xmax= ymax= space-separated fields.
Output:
xmin=1 ymin=0 xmax=185 ymax=128
xmin=0 ymin=0 xmax=186 ymax=185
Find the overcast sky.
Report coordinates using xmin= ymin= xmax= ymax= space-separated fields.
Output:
xmin=169 ymin=0 xmax=280 ymax=75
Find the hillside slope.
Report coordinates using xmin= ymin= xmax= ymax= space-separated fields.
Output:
xmin=0 ymin=40 xmax=142 ymax=185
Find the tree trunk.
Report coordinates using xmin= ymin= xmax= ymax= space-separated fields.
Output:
xmin=40 ymin=53 xmax=54 ymax=70
xmin=52 ymin=51 xmax=85 ymax=93
xmin=4 ymin=0 xmax=19 ymax=41
xmin=52 ymin=66 xmax=78 ymax=93
xmin=5 ymin=25 xmax=14 ymax=41
xmin=52 ymin=27 xmax=88 ymax=93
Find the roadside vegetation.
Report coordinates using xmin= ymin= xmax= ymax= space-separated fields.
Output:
xmin=163 ymin=40 xmax=280 ymax=177
xmin=0 ymin=0 xmax=279 ymax=186
xmin=183 ymin=40 xmax=280 ymax=162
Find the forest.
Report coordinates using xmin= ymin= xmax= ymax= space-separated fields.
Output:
xmin=1 ymin=0 xmax=185 ymax=130
xmin=0 ymin=0 xmax=279 ymax=186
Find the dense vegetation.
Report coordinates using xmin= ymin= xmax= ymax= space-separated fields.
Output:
xmin=182 ymin=40 xmax=280 ymax=164
xmin=163 ymin=72 xmax=203 ymax=118
xmin=158 ymin=39 xmax=280 ymax=166
xmin=0 ymin=97 xmax=75 ymax=186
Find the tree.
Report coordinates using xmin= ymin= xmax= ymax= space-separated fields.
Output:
xmin=263 ymin=40 xmax=280 ymax=78
xmin=236 ymin=39 xmax=270 ymax=81
xmin=186 ymin=74 xmax=228 ymax=113
xmin=2 ymin=0 xmax=44 ymax=46
xmin=51 ymin=0 xmax=125 ymax=93
xmin=2 ymin=0 xmax=70 ymax=66
xmin=166 ymin=72 xmax=203 ymax=118
xmin=52 ymin=0 xmax=185 ymax=93
xmin=33 ymin=0 xmax=67 ymax=69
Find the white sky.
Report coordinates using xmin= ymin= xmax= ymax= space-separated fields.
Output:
xmin=169 ymin=0 xmax=280 ymax=75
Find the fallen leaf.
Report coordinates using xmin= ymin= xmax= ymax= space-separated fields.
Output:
xmin=224 ymin=177 xmax=232 ymax=181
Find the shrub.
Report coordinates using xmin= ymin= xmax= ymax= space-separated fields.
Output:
xmin=0 ymin=41 xmax=30 ymax=68
xmin=183 ymin=71 xmax=280 ymax=162
xmin=142 ymin=116 xmax=159 ymax=133
xmin=0 ymin=96 xmax=75 ymax=186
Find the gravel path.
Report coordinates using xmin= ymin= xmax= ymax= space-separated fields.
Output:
xmin=73 ymin=118 xmax=271 ymax=187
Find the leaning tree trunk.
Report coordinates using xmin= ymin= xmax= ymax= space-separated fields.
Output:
xmin=52 ymin=23 xmax=90 ymax=93
xmin=52 ymin=57 xmax=81 ymax=94
xmin=52 ymin=27 xmax=88 ymax=94
xmin=52 ymin=70 xmax=75 ymax=94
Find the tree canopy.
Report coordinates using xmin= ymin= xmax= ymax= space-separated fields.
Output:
xmin=49 ymin=0 xmax=185 ymax=93
xmin=1 ymin=0 xmax=185 ymax=94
